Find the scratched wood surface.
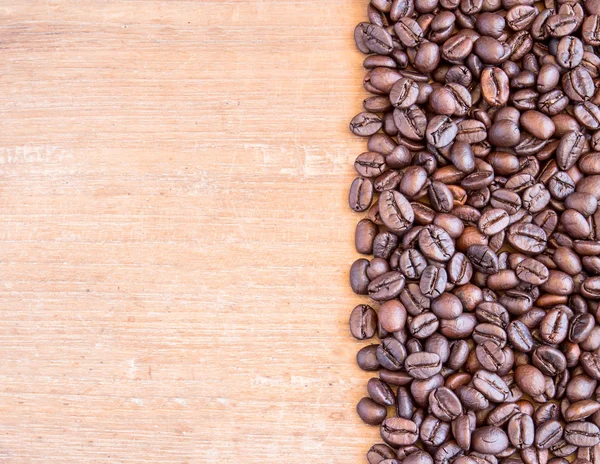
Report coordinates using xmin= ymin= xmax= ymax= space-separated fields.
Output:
xmin=0 ymin=1 xmax=378 ymax=462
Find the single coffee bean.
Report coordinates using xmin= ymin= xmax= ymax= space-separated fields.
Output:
xmin=473 ymin=370 xmax=510 ymax=402
xmin=432 ymin=293 xmax=463 ymax=320
xmin=563 ymin=67 xmax=595 ymax=103
xmin=472 ymin=426 xmax=509 ymax=454
xmin=350 ymin=304 xmax=378 ymax=340
xmin=535 ymin=420 xmax=564 ymax=449
xmin=409 ymin=312 xmax=440 ymax=340
xmin=508 ymin=412 xmax=535 ymax=449
xmin=581 ymin=352 xmax=600 ymax=380
xmin=395 ymin=17 xmax=424 ymax=48
xmin=520 ymin=110 xmax=555 ymax=140
xmin=393 ymin=105 xmax=427 ymax=141
xmin=532 ymin=345 xmax=567 ymax=376
xmin=564 ymin=422 xmax=600 ymax=447
xmin=420 ymin=414 xmax=451 ymax=447
xmin=367 ymin=444 xmax=397 ymax=464
xmin=429 ymin=181 xmax=454 ymax=213
xmin=358 ymin=397 xmax=388 ymax=425
xmin=515 ymin=365 xmax=546 ymax=396
xmin=349 ymin=177 xmax=374 ymax=213
xmin=379 ymin=190 xmax=414 ymax=234
xmin=442 ymin=34 xmax=474 ymax=63
xmin=539 ymin=307 xmax=569 ymax=344
xmin=390 ymin=78 xmax=420 ymax=108
xmin=476 ymin=340 xmax=506 ymax=372
xmin=380 ymin=417 xmax=419 ymax=446
xmin=426 ymin=115 xmax=458 ymax=148
xmin=405 ymin=351 xmax=442 ymax=379
xmin=357 ymin=344 xmax=381 ymax=371
xmin=350 ymin=112 xmax=383 ymax=137
xmin=481 ymin=67 xmax=510 ymax=106
xmin=565 ymin=400 xmax=600 ymax=422
xmin=368 ymin=378 xmax=396 ymax=407
xmin=429 ymin=386 xmax=463 ymax=421
xmin=368 ymin=271 xmax=406 ymax=301
xmin=507 ymin=223 xmax=547 ymax=255
xmin=522 ymin=183 xmax=551 ymax=213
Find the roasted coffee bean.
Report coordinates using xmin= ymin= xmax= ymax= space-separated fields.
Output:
xmin=565 ymin=400 xmax=600 ymax=422
xmin=515 ymin=365 xmax=546 ymax=397
xmin=420 ymin=414 xmax=451 ymax=447
xmin=409 ymin=312 xmax=440 ymax=339
xmin=539 ymin=306 xmax=569 ymax=344
xmin=429 ymin=386 xmax=463 ymax=421
xmin=473 ymin=370 xmax=509 ymax=402
xmin=355 ymin=22 xmax=394 ymax=55
xmin=368 ymin=271 xmax=406 ymax=301
xmin=358 ymin=397 xmax=388 ymax=425
xmin=380 ymin=417 xmax=419 ymax=446
xmin=357 ymin=344 xmax=382 ymax=371
xmin=395 ymin=17 xmax=424 ymax=48
xmin=429 ymin=181 xmax=454 ymax=213
xmin=507 ymin=223 xmax=547 ymax=254
xmin=426 ymin=115 xmax=458 ymax=148
xmin=532 ymin=345 xmax=567 ymax=376
xmin=507 ymin=320 xmax=534 ymax=352
xmin=472 ymin=426 xmax=509 ymax=454
xmin=564 ymin=422 xmax=600 ymax=447
xmin=481 ymin=67 xmax=510 ymax=106
xmin=351 ymin=112 xmax=383 ymax=136
xmin=350 ymin=304 xmax=378 ymax=340
xmin=367 ymin=444 xmax=397 ymax=464
xmin=368 ymin=378 xmax=396 ymax=407
xmin=476 ymin=340 xmax=506 ymax=372
xmin=535 ymin=420 xmax=564 ymax=449
xmin=405 ymin=351 xmax=442 ymax=379
xmin=379 ymin=191 xmax=414 ymax=234
xmin=563 ymin=67 xmax=595 ymax=103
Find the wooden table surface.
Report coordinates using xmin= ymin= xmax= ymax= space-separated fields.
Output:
xmin=0 ymin=1 xmax=377 ymax=462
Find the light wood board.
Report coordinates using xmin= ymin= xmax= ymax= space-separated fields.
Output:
xmin=0 ymin=1 xmax=381 ymax=462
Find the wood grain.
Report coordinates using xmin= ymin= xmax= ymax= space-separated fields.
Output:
xmin=0 ymin=1 xmax=380 ymax=462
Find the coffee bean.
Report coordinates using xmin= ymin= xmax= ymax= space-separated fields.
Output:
xmin=394 ymin=106 xmax=427 ymax=141
xmin=405 ymin=352 xmax=442 ymax=379
xmin=358 ymin=397 xmax=388 ymax=425
xmin=379 ymin=190 xmax=415 ymax=234
xmin=564 ymin=422 xmax=600 ymax=447
xmin=429 ymin=386 xmax=463 ymax=421
xmin=535 ymin=420 xmax=564 ymax=449
xmin=409 ymin=312 xmax=440 ymax=339
xmin=390 ymin=78 xmax=420 ymax=108
xmin=367 ymin=444 xmax=397 ymax=464
xmin=428 ymin=181 xmax=454 ymax=213
xmin=380 ymin=417 xmax=419 ymax=446
xmin=476 ymin=340 xmax=506 ymax=372
xmin=516 ymin=364 xmax=546 ymax=396
xmin=357 ymin=344 xmax=381 ymax=371
xmin=473 ymin=370 xmax=510 ymax=402
xmin=467 ymin=244 xmax=499 ymax=274
xmin=532 ymin=345 xmax=567 ymax=376
xmin=368 ymin=378 xmax=396 ymax=407
xmin=481 ymin=67 xmax=510 ymax=106
xmin=472 ymin=426 xmax=509 ymax=454
xmin=368 ymin=271 xmax=406 ymax=301
xmin=350 ymin=304 xmax=378 ymax=340
xmin=420 ymin=414 xmax=451 ymax=447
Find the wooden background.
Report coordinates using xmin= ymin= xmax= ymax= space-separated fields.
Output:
xmin=0 ymin=1 xmax=378 ymax=462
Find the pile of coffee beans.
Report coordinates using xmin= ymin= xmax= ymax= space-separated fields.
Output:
xmin=348 ymin=1 xmax=600 ymax=463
